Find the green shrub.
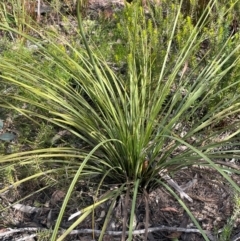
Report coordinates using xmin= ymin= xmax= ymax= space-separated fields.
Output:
xmin=113 ymin=0 xmax=240 ymax=113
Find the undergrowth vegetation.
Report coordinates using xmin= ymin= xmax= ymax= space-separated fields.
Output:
xmin=0 ymin=0 xmax=240 ymax=240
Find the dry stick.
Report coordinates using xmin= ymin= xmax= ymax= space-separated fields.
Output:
xmin=231 ymin=232 xmax=240 ymax=241
xmin=143 ymin=189 xmax=149 ymax=241
xmin=0 ymin=226 xmax=217 ymax=240
xmin=37 ymin=0 xmax=41 ymax=22
xmin=214 ymin=160 xmax=240 ymax=170
xmin=16 ymin=233 xmax=37 ymax=241
xmin=121 ymin=184 xmax=130 ymax=241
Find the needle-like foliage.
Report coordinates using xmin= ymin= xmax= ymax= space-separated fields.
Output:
xmin=0 ymin=0 xmax=240 ymax=240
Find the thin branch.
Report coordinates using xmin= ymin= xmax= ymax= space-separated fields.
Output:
xmin=121 ymin=184 xmax=130 ymax=241
xmin=0 ymin=226 xmax=217 ymax=240
xmin=231 ymin=232 xmax=240 ymax=241
xmin=143 ymin=189 xmax=149 ymax=241
xmin=160 ymin=173 xmax=193 ymax=202
xmin=17 ymin=234 xmax=37 ymax=241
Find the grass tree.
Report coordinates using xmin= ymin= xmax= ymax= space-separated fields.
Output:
xmin=0 ymin=0 xmax=240 ymax=240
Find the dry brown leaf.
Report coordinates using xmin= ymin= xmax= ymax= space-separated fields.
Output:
xmin=160 ymin=207 xmax=178 ymax=212
xmin=167 ymin=231 xmax=182 ymax=239
xmin=50 ymin=190 xmax=65 ymax=205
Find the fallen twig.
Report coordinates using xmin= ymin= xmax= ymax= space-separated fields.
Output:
xmin=160 ymin=173 xmax=193 ymax=202
xmin=231 ymin=232 xmax=240 ymax=241
xmin=67 ymin=226 xmax=216 ymax=240
xmin=16 ymin=234 xmax=37 ymax=241
xmin=0 ymin=228 xmax=41 ymax=238
xmin=0 ymin=226 xmax=216 ymax=240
